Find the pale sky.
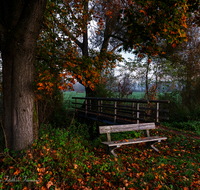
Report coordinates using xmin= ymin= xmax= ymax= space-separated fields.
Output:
xmin=114 ymin=51 xmax=136 ymax=76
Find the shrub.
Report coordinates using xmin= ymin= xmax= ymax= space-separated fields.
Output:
xmin=162 ymin=121 xmax=200 ymax=135
xmin=158 ymin=90 xmax=189 ymax=123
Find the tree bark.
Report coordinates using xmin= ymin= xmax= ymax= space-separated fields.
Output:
xmin=0 ymin=0 xmax=47 ymax=151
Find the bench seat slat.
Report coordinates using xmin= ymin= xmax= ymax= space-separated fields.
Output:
xmin=99 ymin=123 xmax=155 ymax=134
xmin=102 ymin=136 xmax=167 ymax=147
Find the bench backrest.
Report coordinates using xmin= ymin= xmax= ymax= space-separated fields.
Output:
xmin=99 ymin=123 xmax=155 ymax=134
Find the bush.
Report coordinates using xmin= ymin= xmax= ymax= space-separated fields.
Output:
xmin=92 ymin=82 xmax=115 ymax=98
xmin=158 ymin=90 xmax=189 ymax=123
xmin=48 ymin=105 xmax=72 ymax=128
xmin=37 ymin=88 xmax=65 ymax=127
xmin=162 ymin=121 xmax=200 ymax=135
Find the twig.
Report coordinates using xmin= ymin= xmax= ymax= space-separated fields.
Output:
xmin=0 ymin=117 xmax=7 ymax=149
xmin=69 ymin=113 xmax=75 ymax=128
xmin=0 ymin=117 xmax=17 ymax=162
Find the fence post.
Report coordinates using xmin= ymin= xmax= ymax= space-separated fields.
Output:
xmin=155 ymin=102 xmax=159 ymax=123
xmin=114 ymin=100 xmax=117 ymax=125
xmin=136 ymin=103 xmax=139 ymax=124
xmin=100 ymin=100 xmax=103 ymax=113
xmin=85 ymin=99 xmax=87 ymax=118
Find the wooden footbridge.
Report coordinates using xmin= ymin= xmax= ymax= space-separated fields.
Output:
xmin=72 ymin=97 xmax=169 ymax=125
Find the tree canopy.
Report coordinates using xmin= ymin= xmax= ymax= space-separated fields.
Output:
xmin=36 ymin=0 xmax=199 ymax=99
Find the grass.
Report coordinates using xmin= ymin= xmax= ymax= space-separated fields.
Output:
xmin=0 ymin=118 xmax=200 ymax=190
xmin=63 ymin=91 xmax=181 ymax=110
xmin=63 ymin=91 xmax=86 ymax=109
xmin=0 ymin=91 xmax=199 ymax=189
xmin=63 ymin=91 xmax=147 ymax=110
xmin=162 ymin=121 xmax=200 ymax=136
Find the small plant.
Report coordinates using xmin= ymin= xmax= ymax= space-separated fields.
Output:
xmin=163 ymin=121 xmax=200 ymax=136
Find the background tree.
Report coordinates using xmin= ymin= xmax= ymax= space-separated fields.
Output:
xmin=120 ymin=0 xmax=191 ymax=55
xmin=158 ymin=17 xmax=200 ymax=110
xmin=115 ymin=72 xmax=134 ymax=99
xmin=117 ymin=0 xmax=199 ymax=92
xmin=35 ymin=0 xmax=124 ymax=115
xmin=0 ymin=1 xmax=47 ymax=151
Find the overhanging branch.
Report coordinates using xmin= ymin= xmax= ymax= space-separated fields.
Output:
xmin=109 ymin=34 xmax=127 ymax=43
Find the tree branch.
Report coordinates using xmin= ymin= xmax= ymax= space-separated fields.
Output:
xmin=109 ymin=34 xmax=127 ymax=43
xmin=51 ymin=15 xmax=83 ymax=49
xmin=111 ymin=43 xmax=123 ymax=52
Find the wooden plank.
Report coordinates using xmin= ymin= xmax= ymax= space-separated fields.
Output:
xmin=107 ymin=133 xmax=111 ymax=141
xmin=72 ymin=97 xmax=150 ymax=103
xmin=102 ymin=136 xmax=167 ymax=146
xmin=99 ymin=123 xmax=155 ymax=134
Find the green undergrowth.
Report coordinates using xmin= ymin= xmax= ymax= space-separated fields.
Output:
xmin=162 ymin=121 xmax=200 ymax=136
xmin=0 ymin=121 xmax=200 ymax=189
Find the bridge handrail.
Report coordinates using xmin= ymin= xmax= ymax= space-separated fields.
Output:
xmin=72 ymin=97 xmax=169 ymax=125
xmin=72 ymin=97 xmax=170 ymax=103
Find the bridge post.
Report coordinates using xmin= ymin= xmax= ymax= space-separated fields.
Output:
xmin=89 ymin=99 xmax=91 ymax=110
xmin=98 ymin=99 xmax=100 ymax=121
xmin=155 ymin=102 xmax=159 ymax=124
xmin=100 ymin=100 xmax=103 ymax=112
xmin=85 ymin=99 xmax=87 ymax=118
xmin=114 ymin=101 xmax=117 ymax=125
xmin=136 ymin=103 xmax=140 ymax=124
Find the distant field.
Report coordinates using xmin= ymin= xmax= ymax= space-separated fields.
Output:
xmin=63 ymin=91 xmax=86 ymax=109
xmin=63 ymin=91 xmax=181 ymax=109
xmin=63 ymin=91 xmax=145 ymax=109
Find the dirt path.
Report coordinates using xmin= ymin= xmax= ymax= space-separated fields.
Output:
xmin=158 ymin=126 xmax=200 ymax=140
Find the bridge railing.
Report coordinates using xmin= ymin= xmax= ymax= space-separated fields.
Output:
xmin=72 ymin=97 xmax=169 ymax=125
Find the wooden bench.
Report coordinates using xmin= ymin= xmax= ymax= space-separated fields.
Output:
xmin=99 ymin=123 xmax=167 ymax=157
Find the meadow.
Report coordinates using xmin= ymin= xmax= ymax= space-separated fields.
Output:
xmin=63 ymin=91 xmax=181 ymax=109
xmin=63 ymin=91 xmax=147 ymax=109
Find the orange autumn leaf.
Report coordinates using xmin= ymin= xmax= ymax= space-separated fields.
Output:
xmin=41 ymin=186 xmax=47 ymax=190
xmin=163 ymin=28 xmax=167 ymax=32
xmin=140 ymin=10 xmax=147 ymax=16
xmin=46 ymin=181 xmax=54 ymax=189
xmin=74 ymin=164 xmax=78 ymax=169
xmin=138 ymin=54 xmax=143 ymax=58
xmin=77 ymin=178 xmax=82 ymax=183
xmin=13 ymin=169 xmax=20 ymax=175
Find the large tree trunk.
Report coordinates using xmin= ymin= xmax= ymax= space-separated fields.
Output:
xmin=2 ymin=42 xmax=35 ymax=151
xmin=0 ymin=0 xmax=47 ymax=151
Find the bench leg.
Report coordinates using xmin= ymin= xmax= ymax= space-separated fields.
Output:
xmin=106 ymin=145 xmax=120 ymax=157
xmin=150 ymin=144 xmax=159 ymax=152
xmin=146 ymin=141 xmax=160 ymax=152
